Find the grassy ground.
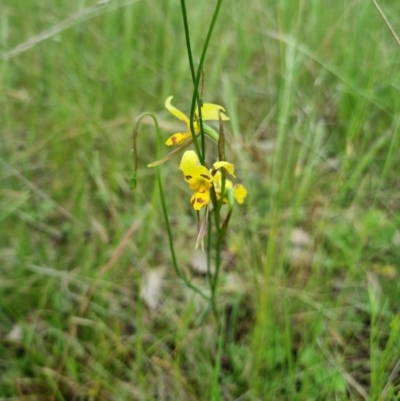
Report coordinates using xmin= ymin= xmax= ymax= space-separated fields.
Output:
xmin=1 ymin=0 xmax=400 ymax=399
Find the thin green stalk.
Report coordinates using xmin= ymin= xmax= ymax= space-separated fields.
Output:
xmin=217 ymin=111 xmax=227 ymax=214
xmin=180 ymin=0 xmax=202 ymax=160
xmin=210 ymin=185 xmax=221 ymax=229
xmin=180 ymin=0 xmax=196 ymax=85
xmin=156 ymin=168 xmax=210 ymax=299
xmin=217 ymin=169 xmax=226 ymax=216
xmin=213 ymin=209 xmax=231 ymax=290
xmin=132 ymin=113 xmax=208 ymax=300
xmin=179 ymin=0 xmax=225 ymax=322
xmin=185 ymin=0 xmax=224 ymax=164
xmin=208 ymin=208 xmax=231 ymax=328
xmin=191 ymin=0 xmax=224 ymax=109
xmin=210 ymin=320 xmax=225 ymax=400
xmin=207 ymin=211 xmax=218 ymax=322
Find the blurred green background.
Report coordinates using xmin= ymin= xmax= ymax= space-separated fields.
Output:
xmin=1 ymin=0 xmax=400 ymax=399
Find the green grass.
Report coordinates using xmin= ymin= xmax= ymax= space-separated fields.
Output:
xmin=1 ymin=0 xmax=400 ymax=399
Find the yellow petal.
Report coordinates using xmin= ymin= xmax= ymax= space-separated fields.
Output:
xmin=187 ymin=167 xmax=213 ymax=190
xmin=165 ymin=132 xmax=192 ymax=146
xmin=180 ymin=151 xmax=213 ymax=192
xmin=212 ymin=171 xmax=234 ymax=204
xmin=190 ymin=187 xmax=210 ymax=210
xmin=233 ymin=184 xmax=247 ymax=204
xmin=199 ymin=103 xmax=229 ymax=121
xmin=213 ymin=161 xmax=235 ymax=177
xmin=179 ymin=150 xmax=201 ymax=173
xmin=165 ymin=96 xmax=190 ymax=124
xmin=213 ymin=171 xmax=233 ymax=192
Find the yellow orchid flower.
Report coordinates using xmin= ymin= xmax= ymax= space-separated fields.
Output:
xmin=179 ymin=150 xmax=214 ymax=210
xmin=165 ymin=96 xmax=229 ymax=146
xmin=213 ymin=171 xmax=247 ymax=205
xmin=179 ymin=151 xmax=247 ymax=210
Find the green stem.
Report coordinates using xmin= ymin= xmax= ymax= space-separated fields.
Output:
xmin=181 ymin=0 xmax=222 ymax=165
xmin=179 ymin=0 xmax=196 ymax=85
xmin=210 ymin=320 xmax=225 ymax=397
xmin=189 ymin=0 xmax=224 ymax=164
xmin=179 ymin=0 xmax=202 ymax=160
xmin=211 ymin=209 xmax=231 ymax=314
xmin=132 ymin=113 xmax=208 ymax=300
xmin=207 ymin=212 xmax=218 ymax=322
xmin=179 ymin=0 xmax=225 ymax=321
xmin=156 ymin=167 xmax=208 ymax=299
xmin=217 ymin=169 xmax=226 ymax=216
